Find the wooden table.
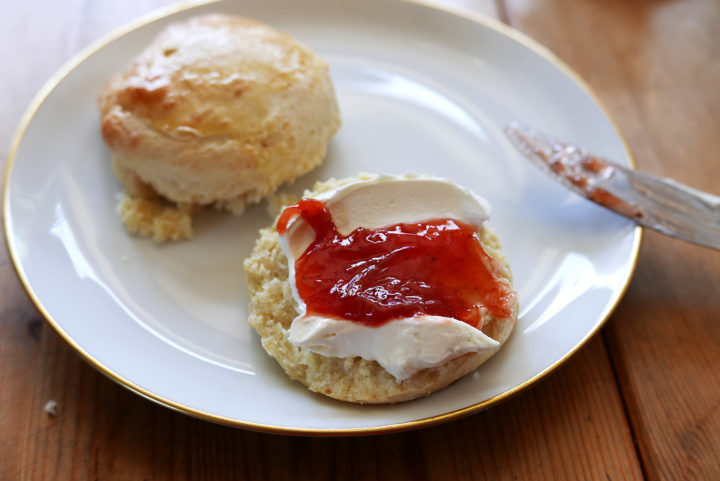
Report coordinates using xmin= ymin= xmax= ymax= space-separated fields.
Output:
xmin=1 ymin=1 xmax=718 ymax=479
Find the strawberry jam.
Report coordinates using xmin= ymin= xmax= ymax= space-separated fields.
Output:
xmin=277 ymin=198 xmax=514 ymax=328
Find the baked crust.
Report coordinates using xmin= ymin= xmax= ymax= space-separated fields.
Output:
xmin=243 ymin=177 xmax=518 ymax=404
xmin=99 ymin=14 xmax=340 ymax=240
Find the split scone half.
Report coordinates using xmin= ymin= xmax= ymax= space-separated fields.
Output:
xmin=243 ymin=174 xmax=518 ymax=404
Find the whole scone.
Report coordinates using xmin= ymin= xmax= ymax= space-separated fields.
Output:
xmin=99 ymin=14 xmax=340 ymax=241
xmin=243 ymin=176 xmax=518 ymax=404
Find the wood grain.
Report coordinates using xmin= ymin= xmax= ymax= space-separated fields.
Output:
xmin=1 ymin=325 xmax=642 ymax=480
xmin=504 ymin=0 xmax=720 ymax=478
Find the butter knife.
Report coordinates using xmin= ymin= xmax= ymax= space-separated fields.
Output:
xmin=505 ymin=122 xmax=720 ymax=250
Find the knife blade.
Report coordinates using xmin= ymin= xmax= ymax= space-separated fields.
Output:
xmin=505 ymin=122 xmax=720 ymax=250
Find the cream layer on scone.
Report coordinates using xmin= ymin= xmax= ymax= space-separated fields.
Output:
xmin=278 ymin=174 xmax=504 ymax=381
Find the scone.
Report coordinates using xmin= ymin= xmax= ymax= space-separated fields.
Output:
xmin=243 ymin=175 xmax=518 ymax=404
xmin=99 ymin=14 xmax=340 ymax=242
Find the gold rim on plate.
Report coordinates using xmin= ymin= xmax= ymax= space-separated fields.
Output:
xmin=2 ymin=0 xmax=641 ymax=436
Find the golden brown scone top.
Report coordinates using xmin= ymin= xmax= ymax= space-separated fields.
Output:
xmin=99 ymin=14 xmax=326 ymax=146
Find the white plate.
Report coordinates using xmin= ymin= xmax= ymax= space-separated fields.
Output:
xmin=4 ymin=0 xmax=639 ymax=434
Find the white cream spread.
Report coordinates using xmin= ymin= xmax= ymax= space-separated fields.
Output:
xmin=278 ymin=174 xmax=501 ymax=382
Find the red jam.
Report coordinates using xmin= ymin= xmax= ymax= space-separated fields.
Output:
xmin=588 ymin=187 xmax=644 ymax=218
xmin=277 ymin=198 xmax=514 ymax=328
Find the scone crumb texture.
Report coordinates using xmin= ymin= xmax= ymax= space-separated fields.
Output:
xmin=266 ymin=191 xmax=300 ymax=218
xmin=118 ymin=195 xmax=193 ymax=242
